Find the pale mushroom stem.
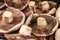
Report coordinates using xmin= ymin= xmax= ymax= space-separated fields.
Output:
xmin=29 ymin=1 xmax=35 ymax=7
xmin=37 ymin=17 xmax=47 ymax=28
xmin=19 ymin=25 xmax=32 ymax=36
xmin=2 ymin=11 xmax=13 ymax=23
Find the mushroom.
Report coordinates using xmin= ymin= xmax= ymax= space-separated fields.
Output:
xmin=34 ymin=1 xmax=57 ymax=15
xmin=0 ymin=7 xmax=25 ymax=33
xmin=0 ymin=0 xmax=5 ymax=9
xmin=56 ymin=7 xmax=60 ymax=25
xmin=29 ymin=14 xmax=58 ymax=36
xmin=55 ymin=29 xmax=60 ymax=40
xmin=5 ymin=25 xmax=37 ymax=40
xmin=5 ymin=0 xmax=30 ymax=10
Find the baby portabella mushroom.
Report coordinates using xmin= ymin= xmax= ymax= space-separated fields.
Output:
xmin=34 ymin=1 xmax=56 ymax=15
xmin=29 ymin=14 xmax=58 ymax=36
xmin=5 ymin=0 xmax=30 ymax=10
xmin=0 ymin=7 xmax=25 ymax=33
xmin=5 ymin=25 xmax=37 ymax=40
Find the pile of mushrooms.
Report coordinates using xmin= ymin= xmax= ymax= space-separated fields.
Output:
xmin=0 ymin=0 xmax=60 ymax=40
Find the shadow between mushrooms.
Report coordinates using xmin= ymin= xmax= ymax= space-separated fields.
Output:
xmin=5 ymin=0 xmax=30 ymax=10
xmin=0 ymin=0 xmax=5 ymax=9
xmin=29 ymin=14 xmax=58 ymax=37
xmin=0 ymin=7 xmax=25 ymax=33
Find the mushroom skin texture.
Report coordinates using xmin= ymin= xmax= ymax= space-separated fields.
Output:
xmin=29 ymin=14 xmax=58 ymax=37
xmin=56 ymin=7 xmax=60 ymax=24
xmin=0 ymin=7 xmax=25 ymax=33
xmin=5 ymin=0 xmax=30 ymax=10
xmin=55 ymin=29 xmax=60 ymax=40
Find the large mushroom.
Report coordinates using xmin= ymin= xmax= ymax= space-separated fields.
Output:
xmin=5 ymin=25 xmax=37 ymax=40
xmin=0 ymin=0 xmax=5 ymax=9
xmin=34 ymin=1 xmax=57 ymax=15
xmin=5 ymin=0 xmax=30 ymax=10
xmin=0 ymin=7 xmax=25 ymax=33
xmin=28 ymin=14 xmax=58 ymax=37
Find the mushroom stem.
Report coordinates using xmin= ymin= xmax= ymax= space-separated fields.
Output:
xmin=2 ymin=11 xmax=13 ymax=23
xmin=19 ymin=25 xmax=32 ymax=36
xmin=29 ymin=1 xmax=35 ymax=7
xmin=37 ymin=17 xmax=47 ymax=28
xmin=41 ymin=1 xmax=50 ymax=11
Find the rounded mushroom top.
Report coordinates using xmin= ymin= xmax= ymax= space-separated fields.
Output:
xmin=0 ymin=7 xmax=25 ymax=33
xmin=5 ymin=0 xmax=29 ymax=10
xmin=29 ymin=14 xmax=58 ymax=36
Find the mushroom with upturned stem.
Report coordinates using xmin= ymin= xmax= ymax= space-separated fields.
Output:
xmin=0 ymin=7 xmax=25 ymax=33
xmin=5 ymin=25 xmax=37 ymax=40
xmin=5 ymin=0 xmax=30 ymax=10
xmin=34 ymin=1 xmax=57 ymax=15
xmin=28 ymin=14 xmax=58 ymax=37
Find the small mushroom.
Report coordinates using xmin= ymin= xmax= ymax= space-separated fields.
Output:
xmin=0 ymin=0 xmax=5 ymax=9
xmin=0 ymin=7 xmax=25 ymax=33
xmin=29 ymin=14 xmax=58 ymax=36
xmin=5 ymin=0 xmax=30 ymax=10
xmin=55 ymin=29 xmax=60 ymax=40
xmin=34 ymin=1 xmax=57 ymax=15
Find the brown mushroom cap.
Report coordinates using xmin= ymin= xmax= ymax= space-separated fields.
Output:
xmin=0 ymin=7 xmax=25 ymax=33
xmin=29 ymin=14 xmax=58 ymax=37
xmin=5 ymin=0 xmax=30 ymax=10
xmin=4 ymin=34 xmax=37 ymax=40
xmin=34 ymin=1 xmax=56 ymax=15
xmin=0 ymin=0 xmax=5 ymax=9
